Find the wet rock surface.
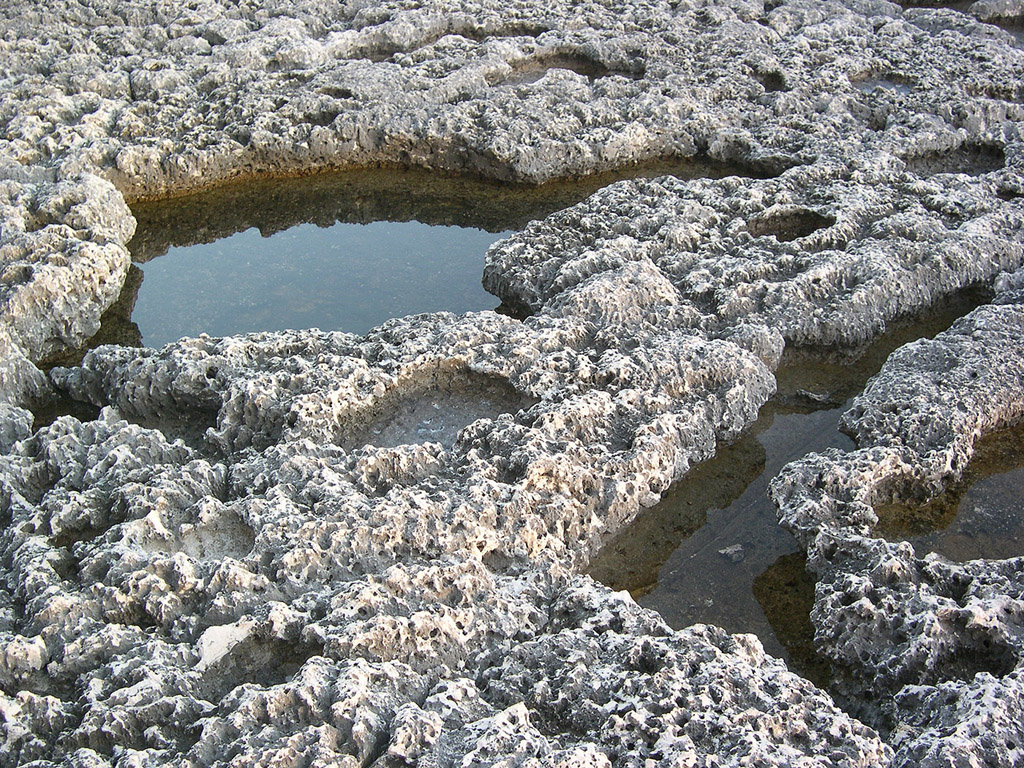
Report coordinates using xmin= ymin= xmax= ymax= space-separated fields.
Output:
xmin=1 ymin=0 xmax=1024 ymax=766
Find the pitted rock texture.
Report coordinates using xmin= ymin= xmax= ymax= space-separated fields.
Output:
xmin=0 ymin=173 xmax=134 ymax=380
xmin=484 ymin=163 xmax=1024 ymax=347
xmin=2 ymin=0 xmax=1024 ymax=375
xmin=771 ymin=267 xmax=1024 ymax=767
xmin=0 ymin=309 xmax=890 ymax=766
xmin=2 ymin=0 xmax=1024 ymax=766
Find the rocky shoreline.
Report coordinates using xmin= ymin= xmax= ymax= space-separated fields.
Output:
xmin=2 ymin=0 xmax=1023 ymax=765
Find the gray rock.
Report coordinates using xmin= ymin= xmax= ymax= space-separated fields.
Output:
xmin=2 ymin=0 xmax=1024 ymax=764
xmin=771 ymin=267 xmax=1024 ymax=766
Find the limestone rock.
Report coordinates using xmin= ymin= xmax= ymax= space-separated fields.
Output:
xmin=771 ymin=268 xmax=1024 ymax=766
xmin=2 ymin=0 xmax=1024 ymax=765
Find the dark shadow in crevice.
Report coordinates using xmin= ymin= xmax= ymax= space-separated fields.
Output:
xmin=29 ymin=394 xmax=101 ymax=433
xmin=489 ymin=53 xmax=644 ymax=87
xmin=50 ymin=521 xmax=108 ymax=554
xmin=753 ymin=551 xmax=831 ymax=688
xmin=127 ymin=406 xmax=221 ymax=454
xmin=903 ymin=143 xmax=1006 ymax=177
xmin=0 ymin=667 xmax=77 ymax=706
xmin=753 ymin=69 xmax=788 ymax=93
xmin=747 ymin=208 xmax=835 ymax=242
xmin=493 ymin=302 xmax=532 ymax=321
xmin=458 ymin=23 xmax=552 ymax=43
xmin=318 ymin=85 xmax=354 ymax=99
xmin=895 ymin=0 xmax=974 ymax=9
xmin=306 ymin=108 xmax=341 ymax=127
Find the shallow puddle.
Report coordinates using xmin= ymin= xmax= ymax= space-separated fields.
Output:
xmin=589 ymin=400 xmax=854 ymax=660
xmin=588 ymin=288 xmax=991 ymax=672
xmin=854 ymin=78 xmax=914 ymax=96
xmin=342 ymin=368 xmax=538 ymax=451
xmin=875 ymin=422 xmax=1024 ymax=561
xmin=753 ymin=551 xmax=830 ymax=688
xmin=39 ymin=265 xmax=144 ymax=370
xmin=131 ymin=219 xmax=502 ymax=347
xmin=126 ymin=161 xmax=759 ymax=348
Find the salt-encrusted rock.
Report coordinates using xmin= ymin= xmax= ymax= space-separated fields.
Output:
xmin=46 ymin=281 xmax=775 ymax=575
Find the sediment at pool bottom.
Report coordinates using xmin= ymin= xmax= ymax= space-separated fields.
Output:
xmin=587 ymin=287 xmax=993 ymax=683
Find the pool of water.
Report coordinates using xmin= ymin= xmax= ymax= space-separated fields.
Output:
xmin=875 ymin=421 xmax=1024 ymax=561
xmin=131 ymin=219 xmax=504 ymax=347
xmin=587 ymin=288 xmax=991 ymax=674
xmin=126 ymin=160 xmax=756 ymax=348
xmin=589 ymin=399 xmax=855 ymax=661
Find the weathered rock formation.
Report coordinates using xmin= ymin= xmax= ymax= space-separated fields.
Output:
xmin=772 ymin=267 xmax=1024 ymax=767
xmin=1 ymin=0 xmax=1023 ymax=765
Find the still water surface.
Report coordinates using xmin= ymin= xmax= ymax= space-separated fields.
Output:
xmin=126 ymin=161 xmax=750 ymax=347
xmin=588 ymin=289 xmax=991 ymax=682
xmin=133 ymin=221 xmax=503 ymax=347
xmin=876 ymin=421 xmax=1024 ymax=562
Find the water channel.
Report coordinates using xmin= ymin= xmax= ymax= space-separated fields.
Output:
xmin=587 ymin=289 xmax=992 ymax=682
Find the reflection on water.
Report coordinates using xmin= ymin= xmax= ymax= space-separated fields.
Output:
xmin=773 ymin=286 xmax=992 ymax=408
xmin=875 ymin=422 xmax=1024 ymax=561
xmin=126 ymin=161 xmax=757 ymax=347
xmin=588 ymin=288 xmax=991 ymax=673
xmin=590 ymin=401 xmax=854 ymax=659
xmin=132 ymin=220 xmax=504 ymax=347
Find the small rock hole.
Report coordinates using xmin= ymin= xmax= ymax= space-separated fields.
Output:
xmin=904 ymin=143 xmax=1006 ymax=177
xmin=747 ymin=208 xmax=835 ymax=242
xmin=319 ymin=86 xmax=354 ymax=99
xmin=755 ymin=70 xmax=788 ymax=92
xmin=29 ymin=394 xmax=101 ymax=432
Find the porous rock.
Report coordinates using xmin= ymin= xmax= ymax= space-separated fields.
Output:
xmin=771 ymin=267 xmax=1024 ymax=767
xmin=2 ymin=0 xmax=1024 ymax=765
